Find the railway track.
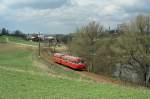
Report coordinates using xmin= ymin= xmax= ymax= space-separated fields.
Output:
xmin=40 ymin=48 xmax=71 ymax=70
xmin=40 ymin=48 xmax=121 ymax=84
xmin=40 ymin=48 xmax=98 ymax=82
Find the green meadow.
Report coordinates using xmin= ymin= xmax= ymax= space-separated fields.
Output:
xmin=0 ymin=36 xmax=150 ymax=99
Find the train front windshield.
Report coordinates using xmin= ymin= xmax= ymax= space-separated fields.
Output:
xmin=76 ymin=60 xmax=85 ymax=64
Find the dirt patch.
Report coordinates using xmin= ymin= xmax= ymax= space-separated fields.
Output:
xmin=77 ymin=71 xmax=121 ymax=84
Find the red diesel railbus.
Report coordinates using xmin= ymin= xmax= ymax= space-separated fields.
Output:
xmin=52 ymin=53 xmax=86 ymax=70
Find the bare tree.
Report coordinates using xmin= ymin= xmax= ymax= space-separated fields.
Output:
xmin=136 ymin=15 xmax=147 ymax=33
xmin=145 ymin=16 xmax=150 ymax=34
xmin=119 ymin=15 xmax=150 ymax=86
xmin=68 ymin=21 xmax=103 ymax=72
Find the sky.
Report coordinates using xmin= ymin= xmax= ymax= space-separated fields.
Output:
xmin=0 ymin=0 xmax=149 ymax=34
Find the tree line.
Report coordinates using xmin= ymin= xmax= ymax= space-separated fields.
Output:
xmin=0 ymin=28 xmax=26 ymax=39
xmin=0 ymin=28 xmax=73 ymax=44
xmin=68 ymin=15 xmax=150 ymax=86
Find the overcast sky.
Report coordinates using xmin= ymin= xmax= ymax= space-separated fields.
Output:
xmin=0 ymin=0 xmax=149 ymax=34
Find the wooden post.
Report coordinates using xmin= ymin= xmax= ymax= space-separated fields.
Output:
xmin=49 ymin=40 xmax=50 ymax=47
xmin=38 ymin=32 xmax=41 ymax=57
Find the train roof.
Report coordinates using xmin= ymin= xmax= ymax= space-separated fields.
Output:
xmin=53 ymin=53 xmax=65 ymax=57
xmin=54 ymin=53 xmax=81 ymax=62
xmin=63 ymin=55 xmax=81 ymax=62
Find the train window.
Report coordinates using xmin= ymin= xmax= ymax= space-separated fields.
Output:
xmin=64 ymin=58 xmax=67 ymax=60
xmin=70 ymin=61 xmax=76 ymax=64
xmin=75 ymin=61 xmax=78 ymax=63
xmin=81 ymin=60 xmax=84 ymax=63
xmin=74 ymin=61 xmax=81 ymax=64
xmin=78 ymin=60 xmax=85 ymax=64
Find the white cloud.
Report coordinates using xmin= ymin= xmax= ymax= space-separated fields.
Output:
xmin=2 ymin=0 xmax=29 ymax=6
xmin=0 ymin=4 xmax=7 ymax=13
xmin=0 ymin=0 xmax=149 ymax=33
xmin=70 ymin=0 xmax=97 ymax=6
xmin=114 ymin=0 xmax=138 ymax=6
xmin=102 ymin=4 xmax=121 ymax=15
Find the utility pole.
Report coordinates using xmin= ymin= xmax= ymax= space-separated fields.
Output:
xmin=38 ymin=32 xmax=41 ymax=58
xmin=49 ymin=40 xmax=51 ymax=47
xmin=89 ymin=41 xmax=96 ymax=72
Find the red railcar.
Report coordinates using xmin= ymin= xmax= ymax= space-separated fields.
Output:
xmin=52 ymin=53 xmax=86 ymax=70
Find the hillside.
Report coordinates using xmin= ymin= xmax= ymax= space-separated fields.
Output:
xmin=0 ymin=36 xmax=150 ymax=99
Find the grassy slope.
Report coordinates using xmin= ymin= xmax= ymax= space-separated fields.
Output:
xmin=0 ymin=44 xmax=46 ymax=73
xmin=7 ymin=36 xmax=38 ymax=45
xmin=0 ymin=36 xmax=6 ymax=43
xmin=0 ymin=36 xmax=150 ymax=99
xmin=1 ymin=68 xmax=150 ymax=99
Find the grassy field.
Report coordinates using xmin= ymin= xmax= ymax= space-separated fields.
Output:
xmin=6 ymin=36 xmax=38 ymax=45
xmin=0 ymin=44 xmax=46 ymax=73
xmin=0 ymin=36 xmax=7 ymax=43
xmin=0 ymin=35 xmax=38 ymax=45
xmin=0 ymin=36 xmax=150 ymax=99
xmin=1 ymin=67 xmax=150 ymax=99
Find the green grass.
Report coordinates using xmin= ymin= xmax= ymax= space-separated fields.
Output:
xmin=0 ymin=36 xmax=6 ymax=43
xmin=7 ymin=36 xmax=38 ymax=45
xmin=0 ymin=35 xmax=38 ymax=45
xmin=0 ymin=43 xmax=150 ymax=99
xmin=0 ymin=67 xmax=150 ymax=99
xmin=0 ymin=45 xmax=41 ymax=72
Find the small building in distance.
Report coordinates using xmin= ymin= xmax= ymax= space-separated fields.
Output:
xmin=117 ymin=23 xmax=128 ymax=33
